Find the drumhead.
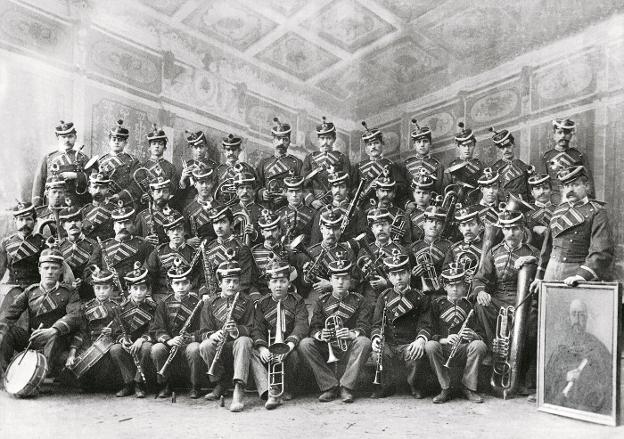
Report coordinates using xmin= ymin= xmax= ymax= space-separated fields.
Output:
xmin=4 ymin=350 xmax=47 ymax=396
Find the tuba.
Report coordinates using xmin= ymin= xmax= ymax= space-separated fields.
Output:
xmin=414 ymin=251 xmax=440 ymax=292
xmin=324 ymin=315 xmax=348 ymax=364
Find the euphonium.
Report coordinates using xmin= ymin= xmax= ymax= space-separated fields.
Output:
xmin=233 ymin=208 xmax=252 ymax=246
xmin=324 ymin=315 xmax=347 ymax=364
xmin=414 ymin=251 xmax=440 ymax=292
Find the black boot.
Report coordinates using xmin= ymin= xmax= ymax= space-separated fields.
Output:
xmin=116 ymin=383 xmax=133 ymax=397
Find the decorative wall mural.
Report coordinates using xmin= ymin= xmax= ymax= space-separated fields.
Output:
xmin=468 ymin=88 xmax=520 ymax=125
xmin=367 ymin=38 xmax=444 ymax=84
xmin=416 ymin=108 xmax=457 ymax=141
xmin=244 ymin=94 xmax=297 ymax=140
xmin=375 ymin=0 xmax=440 ymax=22
xmin=377 ymin=120 xmax=402 ymax=156
xmin=137 ymin=0 xmax=187 ymax=16
xmin=261 ymin=0 xmax=307 ymax=17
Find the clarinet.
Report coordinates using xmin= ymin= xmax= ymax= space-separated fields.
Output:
xmin=200 ymin=240 xmax=218 ymax=296
xmin=113 ymin=306 xmax=147 ymax=382
xmin=208 ymin=292 xmax=240 ymax=376
xmin=373 ymin=301 xmax=387 ymax=385
xmin=96 ymin=237 xmax=125 ymax=295
xmin=444 ymin=309 xmax=475 ymax=368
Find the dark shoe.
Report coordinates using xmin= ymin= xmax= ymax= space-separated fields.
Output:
xmin=318 ymin=387 xmax=338 ymax=402
xmin=340 ymin=386 xmax=354 ymax=403
xmin=370 ymin=385 xmax=395 ymax=399
xmin=433 ymin=388 xmax=452 ymax=404
xmin=135 ymin=382 xmax=146 ymax=399
xmin=265 ymin=395 xmax=281 ymax=410
xmin=116 ymin=383 xmax=133 ymax=397
xmin=189 ymin=387 xmax=201 ymax=399
xmin=205 ymin=383 xmax=225 ymax=401
xmin=157 ymin=383 xmax=171 ymax=399
xmin=410 ymin=385 xmax=424 ymax=399
xmin=462 ymin=386 xmax=483 ymax=403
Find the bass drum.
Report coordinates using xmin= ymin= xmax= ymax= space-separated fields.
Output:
xmin=4 ymin=350 xmax=48 ymax=398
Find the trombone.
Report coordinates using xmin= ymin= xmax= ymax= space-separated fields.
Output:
xmin=324 ymin=315 xmax=347 ymax=364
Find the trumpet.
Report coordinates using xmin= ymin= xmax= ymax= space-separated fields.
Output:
xmin=444 ymin=309 xmax=474 ymax=368
xmin=414 ymin=251 xmax=440 ymax=292
xmin=324 ymin=315 xmax=347 ymax=364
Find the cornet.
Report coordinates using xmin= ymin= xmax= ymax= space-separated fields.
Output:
xmin=414 ymin=252 xmax=440 ymax=292
xmin=324 ymin=315 xmax=348 ymax=364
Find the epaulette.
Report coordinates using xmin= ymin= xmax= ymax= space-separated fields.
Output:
xmin=490 ymin=241 xmax=505 ymax=253
xmin=157 ymin=242 xmax=170 ymax=251
xmin=589 ymin=199 xmax=606 ymax=209
xmin=189 ymin=292 xmax=199 ymax=299
xmin=289 ymin=290 xmax=304 ymax=301
xmin=349 ymin=291 xmax=364 ymax=301
xmin=84 ymin=298 xmax=97 ymax=307
xmin=163 ymin=293 xmax=177 ymax=302
xmin=524 ymin=242 xmax=540 ymax=253
xmin=318 ymin=291 xmax=332 ymax=301
xmin=23 ymin=284 xmax=39 ymax=294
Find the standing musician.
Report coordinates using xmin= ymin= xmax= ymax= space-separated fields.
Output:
xmin=94 ymin=120 xmax=143 ymax=206
xmin=357 ymin=207 xmax=407 ymax=303
xmin=302 ymin=116 xmax=351 ymax=209
xmin=354 ymin=121 xmax=408 ymax=207
xmin=141 ymin=124 xmax=178 ymax=197
xmin=404 ymin=120 xmax=444 ymax=194
xmin=477 ymin=168 xmax=502 ymax=225
xmin=146 ymin=209 xmax=202 ymax=303
xmin=150 ymin=259 xmax=204 ymax=399
xmin=526 ymin=170 xmax=555 ymax=250
xmin=530 ymin=166 xmax=614 ymax=291
xmin=256 ymin=118 xmax=303 ymax=209
xmin=276 ymin=174 xmax=316 ymax=246
xmin=183 ymin=164 xmax=218 ymax=245
xmin=489 ymin=127 xmax=531 ymax=201
xmin=198 ymin=260 xmax=255 ymax=412
xmin=230 ymin=171 xmax=263 ymax=246
xmin=0 ymin=243 xmax=80 ymax=378
xmin=178 ymin=130 xmax=219 ymax=210
xmin=370 ymin=251 xmax=430 ymax=399
xmin=32 ymin=120 xmax=89 ymax=208
xmin=81 ymin=171 xmax=117 ymax=241
xmin=134 ymin=176 xmax=180 ymax=246
xmin=250 ymin=259 xmax=309 ymax=409
xmin=97 ymin=202 xmax=154 ymax=297
xmin=423 ymin=264 xmax=487 ymax=404
xmin=405 ymin=170 xmax=437 ymax=242
xmin=445 ymin=122 xmax=485 ymax=191
xmin=58 ymin=205 xmax=100 ymax=300
xmin=65 ymin=266 xmax=120 ymax=389
xmin=35 ymin=173 xmax=67 ymax=239
xmin=442 ymin=204 xmax=484 ymax=272
xmin=109 ymin=263 xmax=156 ymax=398
xmin=298 ymin=259 xmax=372 ymax=403
xmin=214 ymin=134 xmax=256 ymax=204
xmin=541 ymin=119 xmax=594 ymax=202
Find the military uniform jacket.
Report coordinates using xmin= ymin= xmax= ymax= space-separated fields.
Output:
xmin=116 ymin=297 xmax=157 ymax=343
xmin=203 ymin=236 xmax=257 ymax=292
xmin=309 ymin=291 xmax=372 ymax=338
xmin=408 ymin=207 xmax=427 ymax=242
xmin=0 ymin=232 xmax=45 ymax=287
xmin=445 ymin=157 xmax=485 ymax=189
xmin=59 ymin=235 xmax=100 ymax=278
xmin=537 ymin=199 xmax=614 ymax=281
xmin=354 ymin=158 xmax=409 ymax=205
xmin=298 ymin=241 xmax=360 ymax=287
xmin=442 ymin=238 xmax=483 ymax=272
xmin=256 ymin=153 xmax=303 ymax=197
xmin=542 ymin=147 xmax=593 ymax=193
xmin=309 ymin=199 xmax=365 ymax=245
xmin=371 ymin=287 xmax=431 ymax=345
xmin=146 ymin=242 xmax=203 ymax=295
xmin=135 ymin=205 xmax=179 ymax=245
xmin=527 ymin=200 xmax=554 ymax=250
xmin=177 ymin=157 xmax=218 ymax=210
xmin=357 ymin=240 xmax=407 ymax=288
xmin=250 ymin=243 xmax=298 ymax=295
xmin=141 ymin=157 xmax=179 ymax=196
xmin=32 ymin=149 xmax=90 ymax=207
xmin=70 ymin=298 xmax=119 ymax=351
xmin=150 ymin=292 xmax=203 ymax=343
xmin=276 ymin=203 xmax=315 ymax=245
xmin=215 ymin=161 xmax=256 ymax=203
xmin=302 ymin=150 xmax=351 ymax=202
xmin=81 ymin=201 xmax=116 ymax=241
xmin=97 ymin=152 xmax=143 ymax=203
xmin=472 ymin=241 xmax=538 ymax=301
xmin=478 ymin=200 xmax=500 ymax=226
xmin=0 ymin=282 xmax=80 ymax=337
xmin=252 ymin=292 xmax=309 ymax=348
xmin=491 ymin=158 xmax=530 ymax=200
xmin=403 ymin=154 xmax=444 ymax=194
xmin=183 ymin=197 xmax=217 ymax=241
xmin=199 ymin=293 xmax=254 ymax=340
xmin=98 ymin=236 xmax=154 ymax=289
xmin=410 ymin=238 xmax=453 ymax=275
xmin=421 ymin=296 xmax=485 ymax=342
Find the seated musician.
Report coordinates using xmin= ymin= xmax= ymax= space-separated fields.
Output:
xmin=150 ymin=259 xmax=204 ymax=399
xmin=370 ymin=251 xmax=430 ymax=399
xmin=0 ymin=241 xmax=80 ymax=380
xmin=250 ymin=259 xmax=309 ymax=410
xmin=276 ymin=174 xmax=316 ymax=246
xmin=134 ymin=176 xmax=179 ymax=246
xmin=405 ymin=170 xmax=436 ymax=242
xmin=182 ymin=164 xmax=217 ymax=246
xmin=442 ymin=204 xmax=483 ymax=272
xmin=65 ymin=266 xmax=119 ymax=389
xmin=81 ymin=170 xmax=116 ymax=241
xmin=109 ymin=262 xmax=156 ymax=398
xmin=298 ymin=258 xmax=372 ymax=403
xmin=198 ymin=260 xmax=255 ymax=412
xmin=423 ymin=264 xmax=487 ymax=404
xmin=357 ymin=207 xmax=407 ymax=303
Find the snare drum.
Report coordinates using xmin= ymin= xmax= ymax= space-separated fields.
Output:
xmin=4 ymin=350 xmax=48 ymax=398
xmin=69 ymin=336 xmax=114 ymax=379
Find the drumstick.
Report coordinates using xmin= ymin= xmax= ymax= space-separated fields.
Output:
xmin=18 ymin=323 xmax=44 ymax=365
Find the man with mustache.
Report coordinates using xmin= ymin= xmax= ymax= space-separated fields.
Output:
xmin=403 ymin=120 xmax=444 ymax=195
xmin=442 ymin=204 xmax=484 ymax=272
xmin=302 ymin=116 xmax=351 ymax=210
xmin=256 ymin=118 xmax=303 ymax=210
xmin=183 ymin=164 xmax=218 ymax=246
xmin=405 ymin=170 xmax=436 ymax=242
xmin=32 ymin=120 xmax=90 ymax=208
xmin=489 ymin=127 xmax=531 ymax=201
xmin=541 ymin=119 xmax=594 ymax=203
xmin=275 ymin=174 xmax=316 ymax=246
xmin=178 ymin=130 xmax=219 ymax=210
xmin=444 ymin=122 xmax=485 ymax=191
xmin=81 ymin=171 xmax=117 ymax=240
xmin=530 ymin=166 xmax=614 ymax=291
xmin=141 ymin=125 xmax=178 ymax=200
xmin=526 ymin=170 xmax=555 ymax=250
xmin=134 ymin=176 xmax=180 ymax=246
xmin=214 ymin=134 xmax=256 ymax=204
xmin=230 ymin=171 xmax=262 ymax=246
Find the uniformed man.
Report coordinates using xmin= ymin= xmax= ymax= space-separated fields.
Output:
xmin=178 ymin=130 xmax=219 ymax=209
xmin=134 ymin=176 xmax=179 ymax=246
xmin=275 ymin=174 xmax=316 ymax=246
xmin=0 ymin=243 xmax=80 ymax=377
xmin=32 ymin=120 xmax=89 ymax=208
xmin=442 ymin=204 xmax=483 ymax=273
xmin=476 ymin=168 xmax=502 ymax=226
xmin=489 ymin=126 xmax=531 ymax=201
xmin=445 ymin=122 xmax=485 ymax=193
xmin=298 ymin=259 xmax=372 ymax=403
xmin=530 ymin=166 xmax=614 ymax=291
xmin=302 ymin=116 xmax=351 ymax=209
xmin=214 ymin=134 xmax=256 ymax=204
xmin=150 ymin=259 xmax=204 ymax=399
xmin=405 ymin=170 xmax=436 ymax=242
xmin=97 ymin=201 xmax=154 ymax=297
xmin=256 ymin=117 xmax=303 ymax=209
xmin=370 ymin=250 xmax=430 ymax=399
xmin=183 ymin=164 xmax=218 ymax=245
xmin=81 ymin=171 xmax=116 ymax=241
xmin=423 ymin=264 xmax=487 ymax=404
xmin=250 ymin=259 xmax=309 ymax=409
xmin=199 ymin=260 xmax=255 ymax=412
xmin=58 ymin=205 xmax=100 ymax=300
xmin=35 ymin=173 xmax=67 ymax=239
xmin=541 ymin=119 xmax=594 ymax=202
xmin=230 ymin=171 xmax=263 ymax=246
xmin=146 ymin=209 xmax=202 ymax=303
xmin=404 ymin=119 xmax=444 ymax=194
xmin=354 ymin=121 xmax=408 ymax=207
xmin=526 ymin=170 xmax=555 ymax=250
xmin=140 ymin=124 xmax=179 ymax=198
xmin=109 ymin=262 xmax=156 ymax=398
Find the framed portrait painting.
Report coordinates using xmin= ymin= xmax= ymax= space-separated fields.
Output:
xmin=537 ymin=281 xmax=620 ymax=426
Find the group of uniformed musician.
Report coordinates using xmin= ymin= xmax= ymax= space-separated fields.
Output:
xmin=0 ymin=115 xmax=614 ymax=411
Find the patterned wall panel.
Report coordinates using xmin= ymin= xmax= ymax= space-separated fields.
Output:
xmin=260 ymin=0 xmax=307 ymax=17
xmin=411 ymin=100 xmax=462 ymax=146
xmin=244 ymin=94 xmax=298 ymax=141
xmin=137 ymin=0 xmax=188 ymax=17
xmin=465 ymin=80 xmax=522 ymax=129
xmin=376 ymin=0 xmax=441 ymax=22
